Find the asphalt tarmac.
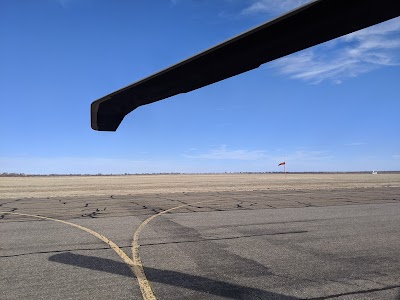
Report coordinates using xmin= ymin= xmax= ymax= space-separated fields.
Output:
xmin=1 ymin=187 xmax=400 ymax=299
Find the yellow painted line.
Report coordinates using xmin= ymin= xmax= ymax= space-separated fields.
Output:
xmin=132 ymin=200 xmax=214 ymax=300
xmin=1 ymin=211 xmax=135 ymax=268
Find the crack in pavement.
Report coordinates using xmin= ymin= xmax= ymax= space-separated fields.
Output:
xmin=0 ymin=245 xmax=133 ymax=258
xmin=140 ymin=230 xmax=309 ymax=247
xmin=307 ymin=284 xmax=400 ymax=299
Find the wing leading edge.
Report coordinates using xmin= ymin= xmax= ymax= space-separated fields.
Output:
xmin=91 ymin=0 xmax=400 ymax=131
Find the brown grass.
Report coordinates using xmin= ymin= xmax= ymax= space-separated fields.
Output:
xmin=1 ymin=173 xmax=399 ymax=200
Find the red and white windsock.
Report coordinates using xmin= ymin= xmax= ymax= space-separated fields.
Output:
xmin=278 ymin=162 xmax=286 ymax=166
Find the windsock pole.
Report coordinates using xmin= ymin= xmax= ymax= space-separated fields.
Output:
xmin=284 ymin=162 xmax=286 ymax=178
xmin=283 ymin=154 xmax=286 ymax=178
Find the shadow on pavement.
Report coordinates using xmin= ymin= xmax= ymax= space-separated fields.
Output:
xmin=49 ymin=252 xmax=299 ymax=300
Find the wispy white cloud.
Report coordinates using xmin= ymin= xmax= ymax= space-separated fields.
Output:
xmin=57 ymin=0 xmax=73 ymax=8
xmin=241 ymin=1 xmax=400 ymax=83
xmin=184 ymin=145 xmax=333 ymax=162
xmin=345 ymin=142 xmax=366 ymax=146
xmin=183 ymin=146 xmax=340 ymax=172
xmin=184 ymin=145 xmax=267 ymax=160
xmin=270 ymin=17 xmax=400 ymax=83
xmin=3 ymin=151 xmax=397 ymax=174
xmin=285 ymin=150 xmax=334 ymax=161
xmin=0 ymin=156 xmax=174 ymax=175
xmin=242 ymin=0 xmax=311 ymax=15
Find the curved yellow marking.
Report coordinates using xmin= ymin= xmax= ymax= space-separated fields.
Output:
xmin=132 ymin=200 xmax=214 ymax=300
xmin=1 ymin=211 xmax=135 ymax=267
xmin=2 ymin=200 xmax=215 ymax=300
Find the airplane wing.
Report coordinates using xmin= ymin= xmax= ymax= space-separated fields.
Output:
xmin=91 ymin=0 xmax=400 ymax=131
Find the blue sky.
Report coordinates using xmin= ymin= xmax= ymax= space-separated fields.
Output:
xmin=1 ymin=0 xmax=399 ymax=174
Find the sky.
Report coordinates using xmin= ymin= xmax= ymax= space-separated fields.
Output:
xmin=1 ymin=0 xmax=399 ymax=174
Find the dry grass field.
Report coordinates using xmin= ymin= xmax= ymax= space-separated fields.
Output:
xmin=1 ymin=173 xmax=399 ymax=200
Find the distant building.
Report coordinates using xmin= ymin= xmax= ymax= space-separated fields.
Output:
xmin=372 ymin=171 xmax=378 ymax=175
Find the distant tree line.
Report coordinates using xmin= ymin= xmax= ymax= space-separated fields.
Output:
xmin=1 ymin=172 xmax=27 ymax=177
xmin=1 ymin=171 xmax=399 ymax=177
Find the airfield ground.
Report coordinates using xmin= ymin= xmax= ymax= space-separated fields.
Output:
xmin=1 ymin=174 xmax=399 ymax=299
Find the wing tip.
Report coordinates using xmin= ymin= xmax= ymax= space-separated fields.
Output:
xmin=91 ymin=97 xmax=122 ymax=132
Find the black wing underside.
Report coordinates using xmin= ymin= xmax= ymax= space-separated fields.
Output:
xmin=91 ymin=0 xmax=400 ymax=131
